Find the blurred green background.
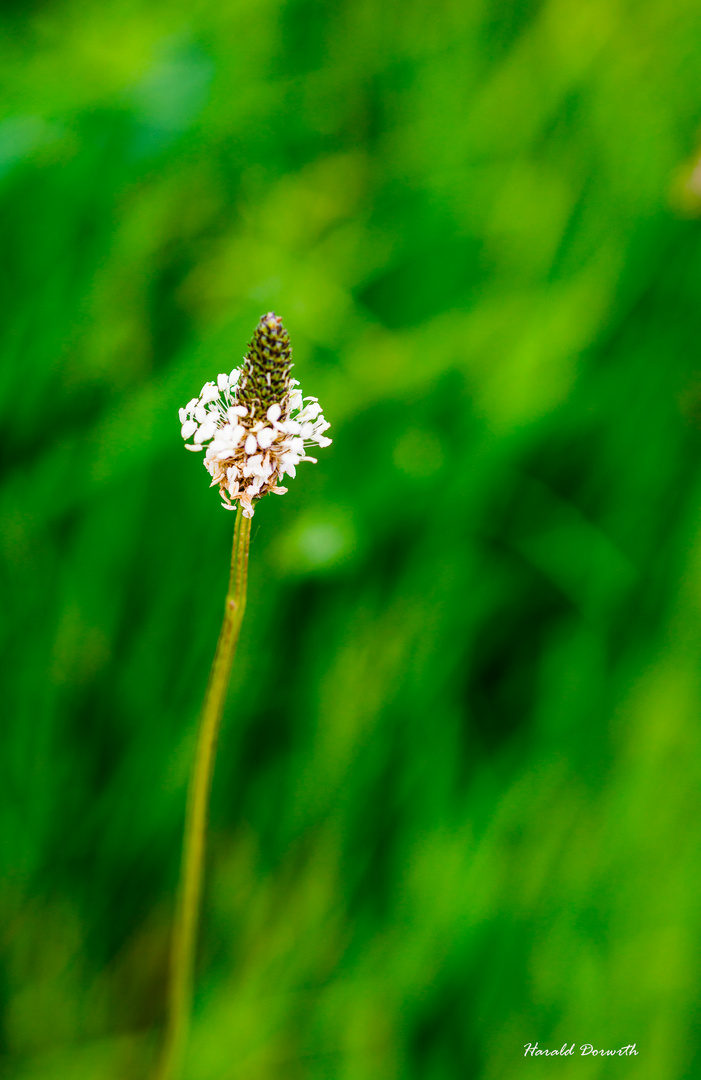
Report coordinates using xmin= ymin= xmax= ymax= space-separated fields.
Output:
xmin=3 ymin=0 xmax=701 ymax=1077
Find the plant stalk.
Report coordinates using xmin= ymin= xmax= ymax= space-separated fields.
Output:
xmin=155 ymin=510 xmax=252 ymax=1080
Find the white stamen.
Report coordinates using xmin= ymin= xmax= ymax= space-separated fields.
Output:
xmin=199 ymin=382 xmax=219 ymax=403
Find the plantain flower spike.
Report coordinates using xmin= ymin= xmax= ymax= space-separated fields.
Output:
xmin=179 ymin=313 xmax=331 ymax=517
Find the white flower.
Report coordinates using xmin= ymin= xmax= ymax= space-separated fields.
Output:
xmin=179 ymin=313 xmax=331 ymax=516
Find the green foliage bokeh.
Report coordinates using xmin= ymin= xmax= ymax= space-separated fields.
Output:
xmin=2 ymin=1 xmax=701 ymax=1077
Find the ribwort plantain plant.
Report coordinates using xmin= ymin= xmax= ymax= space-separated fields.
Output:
xmin=155 ymin=314 xmax=331 ymax=1080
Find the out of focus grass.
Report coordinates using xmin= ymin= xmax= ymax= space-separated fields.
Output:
xmin=3 ymin=1 xmax=701 ymax=1077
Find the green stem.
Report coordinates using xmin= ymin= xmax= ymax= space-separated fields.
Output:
xmin=155 ymin=510 xmax=252 ymax=1080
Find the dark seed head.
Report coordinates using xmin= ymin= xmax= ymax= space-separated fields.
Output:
xmin=238 ymin=312 xmax=292 ymax=416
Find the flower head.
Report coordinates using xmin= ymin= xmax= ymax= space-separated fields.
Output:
xmin=179 ymin=312 xmax=331 ymax=517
